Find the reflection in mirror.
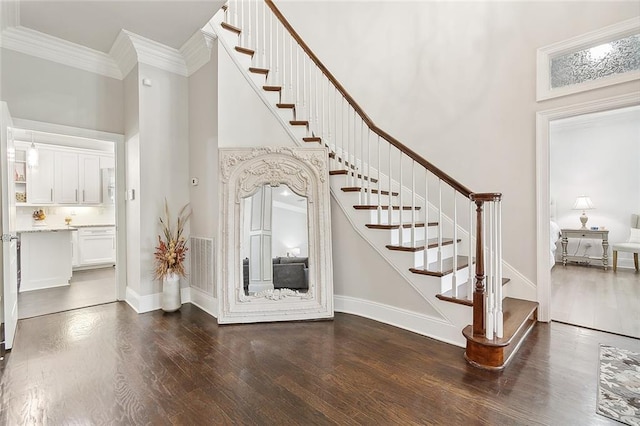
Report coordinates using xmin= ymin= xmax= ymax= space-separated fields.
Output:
xmin=242 ymin=183 xmax=309 ymax=295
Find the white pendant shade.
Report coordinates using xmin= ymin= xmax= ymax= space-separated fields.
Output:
xmin=27 ymin=142 xmax=39 ymax=168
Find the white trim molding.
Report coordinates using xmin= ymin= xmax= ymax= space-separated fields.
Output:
xmin=334 ymin=295 xmax=464 ymax=348
xmin=0 ymin=26 xmax=122 ymax=79
xmin=125 ymin=286 xmax=192 ymax=314
xmin=535 ymin=91 xmax=640 ymax=322
xmin=537 ymin=17 xmax=640 ymax=101
xmin=180 ymin=29 xmax=217 ymax=76
xmin=111 ymin=29 xmax=188 ymax=78
xmin=189 ymin=287 xmax=218 ymax=318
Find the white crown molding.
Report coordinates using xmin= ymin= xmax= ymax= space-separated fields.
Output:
xmin=180 ymin=29 xmax=216 ymax=76
xmin=0 ymin=26 xmax=122 ymax=79
xmin=0 ymin=0 xmax=20 ymax=31
xmin=109 ymin=30 xmax=138 ymax=79
xmin=120 ymin=29 xmax=188 ymax=77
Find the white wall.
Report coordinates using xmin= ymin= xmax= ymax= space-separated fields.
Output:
xmin=124 ymin=67 xmax=141 ymax=297
xmin=0 ymin=48 xmax=123 ymax=133
xmin=217 ymin=42 xmax=294 ymax=147
xmin=137 ymin=63 xmax=190 ymax=297
xmin=275 ymin=0 xmax=640 ymax=285
xmin=551 ymin=106 xmax=640 ymax=268
xmin=188 ymin=46 xmax=218 ymax=241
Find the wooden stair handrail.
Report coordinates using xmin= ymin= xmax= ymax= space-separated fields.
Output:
xmin=265 ymin=0 xmax=474 ymax=198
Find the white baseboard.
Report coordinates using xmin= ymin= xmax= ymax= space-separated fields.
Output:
xmin=125 ymin=286 xmax=193 ymax=314
xmin=189 ymin=287 xmax=218 ymax=318
xmin=334 ymin=295 xmax=465 ymax=348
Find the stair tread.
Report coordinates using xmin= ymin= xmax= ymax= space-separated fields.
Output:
xmin=303 ymin=137 xmax=321 ymax=142
xmin=221 ymin=22 xmax=241 ymax=34
xmin=386 ymin=238 xmax=460 ymax=252
xmin=409 ymin=255 xmax=470 ymax=277
xmin=436 ymin=278 xmax=511 ymax=307
xmin=329 ymin=170 xmax=378 ymax=183
xmin=342 ymin=187 xmax=399 ymax=196
xmin=354 ymin=205 xmax=421 ymax=211
xmin=250 ymin=67 xmax=269 ymax=75
xmin=264 ymin=85 xmax=282 ymax=91
xmin=462 ymin=297 xmax=538 ymax=347
xmin=277 ymin=103 xmax=295 ymax=109
xmin=365 ymin=222 xmax=439 ymax=229
xmin=290 ymin=120 xmax=308 ymax=125
xmin=235 ymin=46 xmax=255 ymax=56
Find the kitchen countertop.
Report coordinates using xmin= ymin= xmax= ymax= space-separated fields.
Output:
xmin=17 ymin=224 xmax=115 ymax=233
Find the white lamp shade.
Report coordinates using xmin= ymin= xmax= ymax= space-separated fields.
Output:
xmin=27 ymin=143 xmax=39 ymax=168
xmin=572 ymin=196 xmax=594 ymax=210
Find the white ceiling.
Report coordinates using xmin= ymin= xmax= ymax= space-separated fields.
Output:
xmin=18 ymin=1 xmax=225 ymax=53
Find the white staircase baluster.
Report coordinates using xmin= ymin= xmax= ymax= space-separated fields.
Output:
xmin=496 ymin=200 xmax=504 ymax=338
xmin=377 ymin=135 xmax=382 ymax=225
xmin=367 ymin=129 xmax=372 ymax=206
xmin=262 ymin=1 xmax=267 ymax=69
xmin=398 ymin=152 xmax=403 ymax=246
xmin=359 ymin=120 xmax=365 ymax=204
xmin=387 ymin=144 xmax=392 ymax=226
xmin=411 ymin=160 xmax=416 ymax=248
xmin=468 ymin=200 xmax=474 ymax=301
xmin=452 ymin=193 xmax=458 ymax=298
xmin=423 ymin=170 xmax=429 ymax=270
xmin=438 ymin=179 xmax=443 ymax=272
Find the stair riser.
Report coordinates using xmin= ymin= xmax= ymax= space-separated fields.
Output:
xmin=263 ymin=90 xmax=281 ymax=106
xmin=383 ymin=244 xmax=455 ymax=270
xmin=248 ymin=72 xmax=267 ymax=89
xmin=348 ymin=209 xmax=423 ymax=225
xmin=390 ymin=227 xmax=440 ymax=244
xmin=276 ymin=107 xmax=294 ymax=123
xmin=439 ymin=267 xmax=471 ymax=294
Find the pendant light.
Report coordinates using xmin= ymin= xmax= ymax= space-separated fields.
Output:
xmin=27 ymin=131 xmax=38 ymax=168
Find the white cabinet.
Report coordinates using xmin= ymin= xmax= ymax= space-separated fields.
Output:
xmin=55 ymin=153 xmax=102 ymax=205
xmin=55 ymin=151 xmax=80 ymax=204
xmin=19 ymin=230 xmax=73 ymax=292
xmin=79 ymin=155 xmax=101 ymax=204
xmin=27 ymin=148 xmax=55 ymax=204
xmin=78 ymin=227 xmax=115 ymax=266
xmin=71 ymin=230 xmax=80 ymax=268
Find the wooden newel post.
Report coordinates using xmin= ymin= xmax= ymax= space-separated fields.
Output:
xmin=473 ymin=199 xmax=485 ymax=337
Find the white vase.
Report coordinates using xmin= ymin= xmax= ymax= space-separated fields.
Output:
xmin=162 ymin=272 xmax=181 ymax=312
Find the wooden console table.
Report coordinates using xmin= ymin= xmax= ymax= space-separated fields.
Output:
xmin=561 ymin=228 xmax=609 ymax=270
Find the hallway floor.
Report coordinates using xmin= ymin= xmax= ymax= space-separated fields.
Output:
xmin=2 ymin=303 xmax=639 ymax=424
xmin=18 ymin=267 xmax=116 ymax=319
xmin=551 ymin=263 xmax=640 ymax=338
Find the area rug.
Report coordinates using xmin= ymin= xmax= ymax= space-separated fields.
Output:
xmin=597 ymin=344 xmax=640 ymax=426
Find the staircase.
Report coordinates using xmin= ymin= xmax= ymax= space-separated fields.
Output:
xmin=211 ymin=0 xmax=537 ymax=370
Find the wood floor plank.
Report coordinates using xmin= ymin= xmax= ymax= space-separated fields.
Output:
xmin=1 ymin=302 xmax=639 ymax=425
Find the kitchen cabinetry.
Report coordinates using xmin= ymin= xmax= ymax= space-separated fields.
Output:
xmin=14 ymin=149 xmax=27 ymax=204
xmin=27 ymin=148 xmax=55 ymax=204
xmin=55 ymin=151 xmax=79 ymax=203
xmin=55 ymin=153 xmax=102 ymax=204
xmin=14 ymin=141 xmax=113 ymax=207
xmin=19 ymin=229 xmax=73 ymax=292
xmin=79 ymin=155 xmax=101 ymax=204
xmin=78 ymin=227 xmax=115 ymax=267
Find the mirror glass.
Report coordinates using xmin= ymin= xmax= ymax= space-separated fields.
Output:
xmin=241 ymin=183 xmax=309 ymax=295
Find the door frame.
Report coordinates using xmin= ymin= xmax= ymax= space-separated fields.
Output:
xmin=11 ymin=119 xmax=127 ymax=301
xmin=535 ymin=91 xmax=640 ymax=322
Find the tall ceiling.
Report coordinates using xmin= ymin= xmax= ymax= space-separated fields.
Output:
xmin=17 ymin=1 xmax=225 ymax=53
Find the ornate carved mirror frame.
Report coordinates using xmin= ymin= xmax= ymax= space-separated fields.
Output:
xmin=217 ymin=147 xmax=334 ymax=324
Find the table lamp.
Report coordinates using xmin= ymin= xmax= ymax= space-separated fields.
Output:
xmin=573 ymin=195 xmax=594 ymax=229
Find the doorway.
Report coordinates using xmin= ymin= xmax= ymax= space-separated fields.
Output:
xmin=9 ymin=120 xmax=125 ymax=319
xmin=536 ymin=93 xmax=640 ymax=337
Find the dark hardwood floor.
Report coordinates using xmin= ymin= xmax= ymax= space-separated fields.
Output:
xmin=1 ymin=302 xmax=638 ymax=425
